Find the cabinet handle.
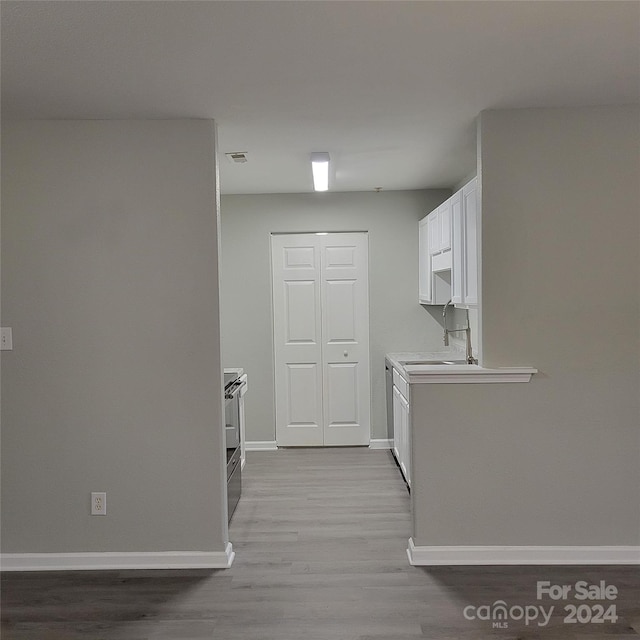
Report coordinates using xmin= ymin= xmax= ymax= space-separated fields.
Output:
xmin=343 ymin=351 xmax=348 ymax=357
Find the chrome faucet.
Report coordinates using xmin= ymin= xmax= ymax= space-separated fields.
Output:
xmin=443 ymin=299 xmax=478 ymax=365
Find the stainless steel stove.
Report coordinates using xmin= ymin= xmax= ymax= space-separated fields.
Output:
xmin=224 ymin=370 xmax=244 ymax=522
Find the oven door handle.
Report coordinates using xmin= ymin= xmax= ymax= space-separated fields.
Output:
xmin=225 ymin=380 xmax=243 ymax=400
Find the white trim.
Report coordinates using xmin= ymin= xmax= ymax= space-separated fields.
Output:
xmin=245 ymin=440 xmax=278 ymax=451
xmin=369 ymin=438 xmax=392 ymax=449
xmin=385 ymin=353 xmax=536 ymax=384
xmin=1 ymin=543 xmax=235 ymax=572
xmin=407 ymin=539 xmax=640 ymax=566
xmin=402 ymin=366 xmax=537 ymax=384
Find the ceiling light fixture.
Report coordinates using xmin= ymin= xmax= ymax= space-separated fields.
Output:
xmin=311 ymin=152 xmax=330 ymax=192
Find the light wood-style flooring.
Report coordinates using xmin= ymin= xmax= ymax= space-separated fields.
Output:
xmin=2 ymin=447 xmax=639 ymax=639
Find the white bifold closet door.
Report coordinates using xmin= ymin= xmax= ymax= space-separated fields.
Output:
xmin=271 ymin=232 xmax=370 ymax=446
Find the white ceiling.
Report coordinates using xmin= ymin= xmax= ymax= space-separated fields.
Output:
xmin=2 ymin=1 xmax=638 ymax=194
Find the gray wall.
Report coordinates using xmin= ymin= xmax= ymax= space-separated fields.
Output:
xmin=412 ymin=106 xmax=640 ymax=546
xmin=1 ymin=120 xmax=228 ymax=553
xmin=220 ymin=190 xmax=450 ymax=442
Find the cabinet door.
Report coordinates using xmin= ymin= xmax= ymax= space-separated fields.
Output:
xmin=400 ymin=392 xmax=410 ymax=486
xmin=392 ymin=385 xmax=402 ymax=462
xmin=450 ymin=191 xmax=463 ymax=305
xmin=427 ymin=211 xmax=440 ymax=255
xmin=393 ymin=382 xmax=410 ymax=486
xmin=439 ymin=201 xmax=452 ymax=252
xmin=462 ymin=179 xmax=479 ymax=306
xmin=418 ymin=217 xmax=431 ymax=303
xmin=399 ymin=393 xmax=407 ymax=479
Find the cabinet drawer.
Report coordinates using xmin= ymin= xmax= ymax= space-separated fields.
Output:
xmin=392 ymin=368 xmax=409 ymax=399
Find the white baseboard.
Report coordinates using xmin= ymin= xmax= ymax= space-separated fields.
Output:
xmin=245 ymin=440 xmax=278 ymax=451
xmin=1 ymin=543 xmax=235 ymax=571
xmin=369 ymin=438 xmax=392 ymax=449
xmin=407 ymin=539 xmax=640 ymax=566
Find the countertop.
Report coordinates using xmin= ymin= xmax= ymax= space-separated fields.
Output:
xmin=386 ymin=351 xmax=536 ymax=384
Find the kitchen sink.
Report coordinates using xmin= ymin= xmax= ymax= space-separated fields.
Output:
xmin=399 ymin=359 xmax=466 ymax=366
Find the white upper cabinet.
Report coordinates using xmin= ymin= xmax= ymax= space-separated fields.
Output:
xmin=439 ymin=201 xmax=452 ymax=252
xmin=451 ymin=190 xmax=464 ymax=304
xmin=419 ymin=177 xmax=479 ymax=307
xmin=427 ymin=212 xmax=439 ymax=255
xmin=461 ymin=179 xmax=479 ymax=306
xmin=419 ymin=210 xmax=450 ymax=305
xmin=418 ymin=217 xmax=432 ymax=304
xmin=452 ymin=178 xmax=479 ymax=307
xmin=427 ymin=201 xmax=452 ymax=256
xmin=431 ymin=201 xmax=452 ymax=273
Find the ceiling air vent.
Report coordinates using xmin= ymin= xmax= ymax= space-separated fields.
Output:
xmin=225 ymin=152 xmax=248 ymax=164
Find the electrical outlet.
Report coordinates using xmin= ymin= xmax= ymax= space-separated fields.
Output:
xmin=1 ymin=328 xmax=13 ymax=351
xmin=91 ymin=492 xmax=107 ymax=516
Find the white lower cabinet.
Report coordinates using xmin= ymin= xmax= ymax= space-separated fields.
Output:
xmin=392 ymin=385 xmax=402 ymax=460
xmin=399 ymin=391 xmax=410 ymax=484
xmin=392 ymin=369 xmax=411 ymax=487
